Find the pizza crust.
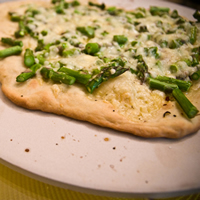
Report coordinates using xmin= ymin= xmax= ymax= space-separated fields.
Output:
xmin=0 ymin=0 xmax=200 ymax=138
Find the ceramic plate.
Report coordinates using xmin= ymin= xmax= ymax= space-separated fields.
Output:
xmin=0 ymin=0 xmax=200 ymax=198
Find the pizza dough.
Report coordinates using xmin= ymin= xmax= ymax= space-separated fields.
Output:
xmin=0 ymin=0 xmax=200 ymax=138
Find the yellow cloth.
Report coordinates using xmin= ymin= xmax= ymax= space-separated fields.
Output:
xmin=0 ymin=163 xmax=199 ymax=200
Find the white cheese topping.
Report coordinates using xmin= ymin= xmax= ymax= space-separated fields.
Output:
xmin=13 ymin=2 xmax=200 ymax=121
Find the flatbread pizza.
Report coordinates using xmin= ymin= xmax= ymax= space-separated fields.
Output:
xmin=0 ymin=0 xmax=200 ymax=138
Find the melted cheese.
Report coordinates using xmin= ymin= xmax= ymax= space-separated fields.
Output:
xmin=13 ymin=2 xmax=200 ymax=122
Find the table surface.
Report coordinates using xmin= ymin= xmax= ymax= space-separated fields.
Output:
xmin=0 ymin=0 xmax=200 ymax=199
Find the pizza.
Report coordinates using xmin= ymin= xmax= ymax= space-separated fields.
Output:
xmin=0 ymin=0 xmax=200 ymax=138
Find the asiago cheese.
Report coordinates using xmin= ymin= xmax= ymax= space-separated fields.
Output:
xmin=0 ymin=0 xmax=200 ymax=138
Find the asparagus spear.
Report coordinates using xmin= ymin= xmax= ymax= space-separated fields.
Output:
xmin=15 ymin=21 xmax=27 ymax=38
xmin=40 ymin=67 xmax=76 ymax=85
xmin=150 ymin=6 xmax=170 ymax=16
xmin=88 ymin=1 xmax=105 ymax=10
xmin=190 ymin=70 xmax=200 ymax=81
xmin=25 ymin=8 xmax=40 ymax=17
xmin=16 ymin=64 xmax=41 ymax=82
xmin=41 ymin=30 xmax=48 ymax=36
xmin=149 ymin=78 xmax=178 ymax=93
xmin=134 ymin=55 xmax=149 ymax=82
xmin=155 ymin=76 xmax=192 ymax=92
xmin=24 ymin=48 xmax=35 ymax=67
xmin=62 ymin=48 xmax=79 ymax=57
xmin=0 ymin=46 xmax=22 ymax=58
xmin=189 ymin=26 xmax=197 ymax=45
xmin=35 ymin=39 xmax=45 ymax=52
xmin=176 ymin=17 xmax=185 ymax=24
xmin=144 ymin=46 xmax=159 ymax=58
xmin=8 ymin=12 xmax=22 ymax=22
xmin=193 ymin=10 xmax=200 ymax=22
xmin=171 ymin=10 xmax=179 ymax=18
xmin=131 ymin=41 xmax=138 ymax=47
xmin=137 ymin=25 xmax=148 ymax=33
xmin=191 ymin=47 xmax=199 ymax=66
xmin=113 ymin=35 xmax=128 ymax=46
xmin=132 ymin=11 xmax=145 ymax=19
xmin=51 ymin=0 xmax=63 ymax=4
xmin=58 ymin=67 xmax=92 ymax=84
xmin=54 ymin=1 xmax=65 ymax=14
xmin=36 ymin=54 xmax=46 ymax=65
xmin=70 ymin=1 xmax=80 ymax=7
xmin=86 ymin=61 xmax=128 ymax=93
xmin=169 ymin=38 xmax=185 ymax=49
xmin=76 ymin=26 xmax=95 ymax=38
xmin=159 ymin=40 xmax=168 ymax=48
xmin=172 ymin=88 xmax=199 ymax=118
xmin=1 ymin=37 xmax=23 ymax=47
xmin=107 ymin=6 xmax=122 ymax=16
xmin=149 ymin=77 xmax=198 ymax=118
xmin=169 ymin=63 xmax=178 ymax=73
xmin=84 ymin=43 xmax=100 ymax=55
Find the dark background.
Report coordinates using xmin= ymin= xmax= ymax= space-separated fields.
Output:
xmin=167 ymin=0 xmax=200 ymax=10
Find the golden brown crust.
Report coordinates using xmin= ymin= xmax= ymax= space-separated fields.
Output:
xmin=0 ymin=0 xmax=200 ymax=139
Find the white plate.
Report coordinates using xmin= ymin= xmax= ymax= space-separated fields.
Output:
xmin=0 ymin=0 xmax=200 ymax=198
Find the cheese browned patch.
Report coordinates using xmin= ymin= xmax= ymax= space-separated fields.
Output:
xmin=0 ymin=0 xmax=200 ymax=138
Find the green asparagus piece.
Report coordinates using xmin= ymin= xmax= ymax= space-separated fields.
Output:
xmin=166 ymin=28 xmax=177 ymax=34
xmin=76 ymin=26 xmax=95 ymax=38
xmin=131 ymin=41 xmax=138 ymax=47
xmin=16 ymin=71 xmax=35 ymax=82
xmin=176 ymin=17 xmax=186 ymax=25
xmin=35 ymin=39 xmax=45 ymax=52
xmin=88 ymin=1 xmax=105 ymax=10
xmin=134 ymin=55 xmax=149 ymax=82
xmin=107 ymin=7 xmax=122 ymax=16
xmin=172 ymin=88 xmax=199 ymax=118
xmin=189 ymin=26 xmax=197 ymax=44
xmin=190 ymin=70 xmax=200 ymax=81
xmin=149 ymin=78 xmax=178 ymax=93
xmin=58 ymin=67 xmax=92 ymax=84
xmin=15 ymin=21 xmax=27 ymax=38
xmin=40 ymin=67 xmax=76 ymax=85
xmin=54 ymin=1 xmax=65 ymax=14
xmin=36 ymin=54 xmax=46 ymax=65
xmin=159 ymin=40 xmax=168 ymax=48
xmin=84 ymin=43 xmax=100 ymax=55
xmin=169 ymin=38 xmax=185 ymax=49
xmin=16 ymin=64 xmax=41 ymax=82
xmin=184 ymin=58 xmax=192 ymax=66
xmin=24 ymin=48 xmax=35 ymax=67
xmin=9 ymin=12 xmax=22 ymax=22
xmin=193 ymin=10 xmax=200 ymax=22
xmin=150 ymin=6 xmax=170 ymax=16
xmin=1 ymin=37 xmax=23 ymax=47
xmin=86 ymin=61 xmax=128 ymax=93
xmin=156 ymin=20 xmax=163 ymax=28
xmin=113 ymin=35 xmax=128 ymax=46
xmin=0 ymin=46 xmax=22 ymax=58
xmin=62 ymin=48 xmax=79 ymax=57
xmin=169 ymin=63 xmax=178 ymax=73
xmin=133 ymin=11 xmax=145 ymax=19
xmin=155 ymin=76 xmax=192 ymax=92
xmin=191 ymin=47 xmax=200 ymax=66
xmin=137 ymin=25 xmax=148 ymax=33
xmin=40 ymin=67 xmax=50 ymax=79
xmin=71 ymin=1 xmax=80 ymax=7
xmin=144 ymin=46 xmax=159 ymax=58
xmin=25 ymin=8 xmax=40 ymax=18
xmin=171 ymin=10 xmax=179 ymax=18
xmin=41 ymin=30 xmax=48 ymax=36
xmin=51 ymin=0 xmax=63 ymax=3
